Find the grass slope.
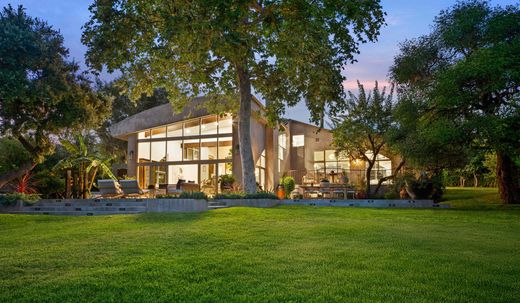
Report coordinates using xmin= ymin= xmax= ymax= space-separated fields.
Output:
xmin=1 ymin=189 xmax=519 ymax=302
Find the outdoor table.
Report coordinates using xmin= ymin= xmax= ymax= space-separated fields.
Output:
xmin=300 ymin=184 xmax=354 ymax=199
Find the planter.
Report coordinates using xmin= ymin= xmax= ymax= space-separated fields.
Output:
xmin=276 ymin=184 xmax=285 ymax=200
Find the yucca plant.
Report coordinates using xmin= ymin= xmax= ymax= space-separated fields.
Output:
xmin=10 ymin=166 xmax=38 ymax=194
xmin=54 ymin=134 xmax=116 ymax=198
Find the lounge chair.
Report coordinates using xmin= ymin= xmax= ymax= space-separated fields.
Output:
xmin=119 ymin=180 xmax=150 ymax=198
xmin=96 ymin=179 xmax=124 ymax=198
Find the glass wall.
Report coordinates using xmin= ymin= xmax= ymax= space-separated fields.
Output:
xmin=136 ymin=114 xmax=233 ymax=193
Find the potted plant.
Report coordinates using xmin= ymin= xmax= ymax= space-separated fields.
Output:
xmin=320 ymin=178 xmax=330 ymax=187
xmin=218 ymin=174 xmax=235 ymax=192
xmin=276 ymin=183 xmax=285 ymax=200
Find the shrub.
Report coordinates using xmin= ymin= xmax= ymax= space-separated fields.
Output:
xmin=214 ymin=191 xmax=278 ymax=200
xmin=384 ymin=191 xmax=398 ymax=199
xmin=243 ymin=191 xmax=278 ymax=200
xmin=0 ymin=193 xmax=40 ymax=206
xmin=213 ymin=193 xmax=244 ymax=200
xmin=281 ymin=176 xmax=295 ymax=198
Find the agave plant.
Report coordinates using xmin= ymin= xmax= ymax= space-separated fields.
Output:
xmin=54 ymin=134 xmax=116 ymax=197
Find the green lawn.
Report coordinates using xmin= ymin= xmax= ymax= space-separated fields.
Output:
xmin=1 ymin=189 xmax=519 ymax=302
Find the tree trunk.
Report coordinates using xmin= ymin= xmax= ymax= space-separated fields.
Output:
xmin=236 ymin=62 xmax=257 ymax=193
xmin=473 ymin=173 xmax=479 ymax=188
xmin=496 ymin=151 xmax=520 ymax=204
xmin=365 ymin=161 xmax=374 ymax=197
xmin=374 ymin=159 xmax=406 ymax=194
xmin=0 ymin=161 xmax=34 ymax=189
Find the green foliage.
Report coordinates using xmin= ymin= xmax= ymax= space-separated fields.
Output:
xmin=82 ymin=0 xmax=385 ymax=122
xmin=54 ymin=133 xmax=116 ymax=195
xmin=383 ymin=191 xmax=398 ymax=200
xmin=157 ymin=192 xmax=208 ymax=200
xmin=214 ymin=191 xmax=278 ymax=200
xmin=389 ymin=0 xmax=520 ymax=202
xmin=0 ymin=192 xmax=39 ymax=206
xmin=0 ymin=5 xmax=111 ymax=164
xmin=280 ymin=176 xmax=295 ymax=198
xmin=0 ymin=138 xmax=31 ymax=176
xmin=332 ymin=81 xmax=397 ymax=195
xmin=218 ymin=174 xmax=235 ymax=185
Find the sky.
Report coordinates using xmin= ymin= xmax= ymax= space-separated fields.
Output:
xmin=2 ymin=0 xmax=518 ymax=123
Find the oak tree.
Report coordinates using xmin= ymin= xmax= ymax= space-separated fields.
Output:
xmin=82 ymin=0 xmax=385 ymax=192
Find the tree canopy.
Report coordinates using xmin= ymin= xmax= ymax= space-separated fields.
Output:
xmin=389 ymin=0 xmax=520 ymax=203
xmin=332 ymin=81 xmax=402 ymax=196
xmin=0 ymin=5 xmax=111 ymax=188
xmin=82 ymin=0 xmax=386 ymax=192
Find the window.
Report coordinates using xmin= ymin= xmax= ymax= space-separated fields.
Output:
xmin=166 ymin=140 xmax=182 ymax=162
xmin=150 ymin=127 xmax=166 ymax=138
xmin=136 ymin=114 xmax=232 ymax=191
xmin=218 ymin=137 xmax=233 ymax=160
xmin=200 ymin=138 xmax=218 ymax=160
xmin=150 ymin=141 xmax=166 ymax=162
xmin=184 ymin=119 xmax=199 ymax=136
xmin=201 ymin=116 xmax=218 ymax=135
xmin=256 ymin=150 xmax=266 ymax=190
xmin=138 ymin=130 xmax=151 ymax=139
xmin=314 ymin=151 xmax=324 ymax=162
xmin=168 ymin=164 xmax=198 ymax=185
xmin=278 ymin=133 xmax=287 ymax=173
xmin=183 ymin=139 xmax=200 ymax=160
xmin=137 ymin=142 xmax=150 ymax=162
xmin=292 ymin=135 xmax=304 ymax=147
xmin=167 ymin=123 xmax=182 ymax=137
xmin=218 ymin=115 xmax=233 ymax=134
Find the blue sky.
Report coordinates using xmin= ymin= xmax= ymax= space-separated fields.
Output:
xmin=3 ymin=0 xmax=518 ymax=122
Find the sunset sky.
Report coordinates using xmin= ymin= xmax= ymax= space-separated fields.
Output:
xmin=4 ymin=0 xmax=518 ymax=122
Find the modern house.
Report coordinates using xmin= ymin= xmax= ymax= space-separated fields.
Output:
xmin=110 ymin=97 xmax=395 ymax=195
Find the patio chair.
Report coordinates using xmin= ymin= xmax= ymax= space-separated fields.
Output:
xmin=119 ymin=180 xmax=150 ymax=198
xmin=96 ymin=179 xmax=124 ymax=198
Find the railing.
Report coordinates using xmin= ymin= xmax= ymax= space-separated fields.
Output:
xmin=282 ymin=169 xmax=393 ymax=186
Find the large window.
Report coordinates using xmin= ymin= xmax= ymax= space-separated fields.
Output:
xmin=313 ymin=150 xmax=350 ymax=183
xmin=256 ymin=150 xmax=266 ymax=190
xmin=200 ymin=138 xmax=218 ymax=160
xmin=278 ymin=132 xmax=286 ymax=173
xmin=183 ymin=139 xmax=200 ymax=161
xmin=218 ymin=137 xmax=232 ymax=160
xmin=136 ymin=114 xmax=234 ymax=192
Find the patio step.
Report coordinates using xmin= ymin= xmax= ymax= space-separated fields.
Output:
xmin=208 ymin=201 xmax=228 ymax=210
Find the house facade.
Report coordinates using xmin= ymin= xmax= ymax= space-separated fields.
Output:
xmin=110 ymin=97 xmax=395 ymax=195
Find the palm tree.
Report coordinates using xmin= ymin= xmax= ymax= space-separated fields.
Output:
xmin=54 ymin=134 xmax=116 ymax=198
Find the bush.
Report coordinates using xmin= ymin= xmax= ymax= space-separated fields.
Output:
xmin=244 ymin=191 xmax=278 ymax=200
xmin=384 ymin=191 xmax=398 ymax=199
xmin=213 ymin=193 xmax=244 ymax=200
xmin=157 ymin=191 xmax=208 ymax=200
xmin=281 ymin=176 xmax=295 ymax=198
xmin=0 ymin=193 xmax=40 ymax=206
xmin=214 ymin=191 xmax=278 ymax=200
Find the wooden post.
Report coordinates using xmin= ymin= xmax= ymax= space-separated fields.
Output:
xmin=65 ymin=169 xmax=72 ymax=199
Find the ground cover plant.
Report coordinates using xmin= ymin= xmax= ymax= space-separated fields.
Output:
xmin=0 ymin=188 xmax=519 ymax=302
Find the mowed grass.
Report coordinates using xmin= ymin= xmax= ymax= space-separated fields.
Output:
xmin=442 ymin=187 xmax=520 ymax=209
xmin=1 ymin=189 xmax=519 ymax=302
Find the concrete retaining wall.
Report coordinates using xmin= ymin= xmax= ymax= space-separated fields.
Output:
xmin=217 ymin=199 xmax=279 ymax=208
